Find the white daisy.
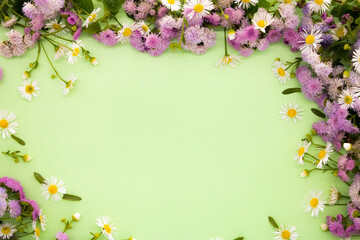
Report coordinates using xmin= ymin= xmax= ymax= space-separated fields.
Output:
xmin=61 ymin=74 xmax=77 ymax=96
xmin=118 ymin=23 xmax=135 ymax=44
xmin=216 ymin=55 xmax=240 ymax=69
xmin=18 ymin=79 xmax=40 ymax=101
xmin=83 ymin=8 xmax=101 ymax=28
xmin=40 ymin=177 xmax=66 ymax=202
xmin=96 ymin=217 xmax=117 ymax=240
xmin=272 ymin=60 xmax=290 ymax=84
xmin=67 ymin=40 xmax=84 ymax=64
xmin=329 ymin=185 xmax=340 ymax=206
xmin=252 ymin=8 xmax=273 ymax=33
xmin=299 ymin=28 xmax=322 ymax=53
xmin=279 ymin=102 xmax=303 ymax=123
xmin=0 ymin=110 xmax=18 ymax=139
xmin=294 ymin=140 xmax=311 ymax=165
xmin=303 ymin=189 xmax=326 ymax=218
xmin=235 ymin=0 xmax=258 ymax=9
xmin=338 ymin=88 xmax=357 ymax=109
xmin=161 ymin=0 xmax=182 ymax=11
xmin=278 ymin=0 xmax=297 ymax=7
xmin=351 ymin=48 xmax=360 ymax=74
xmin=308 ymin=0 xmax=331 ymax=13
xmin=316 ymin=142 xmax=333 ymax=168
xmin=45 ymin=20 xmax=68 ymax=36
xmin=32 ymin=221 xmax=40 ymax=240
xmin=0 ymin=222 xmax=17 ymax=239
xmin=39 ymin=209 xmax=46 ymax=231
xmin=135 ymin=20 xmax=150 ymax=36
xmin=332 ymin=23 xmax=347 ymax=40
xmin=273 ymin=224 xmax=299 ymax=240
xmin=54 ymin=45 xmax=67 ymax=61
xmin=184 ymin=0 xmax=214 ymax=20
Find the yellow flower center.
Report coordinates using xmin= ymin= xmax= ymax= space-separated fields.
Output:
xmin=284 ymin=0 xmax=291 ymax=3
xmin=318 ymin=149 xmax=326 ymax=160
xmin=310 ymin=197 xmax=319 ymax=208
xmin=194 ymin=3 xmax=204 ymax=13
xmin=48 ymin=184 xmax=58 ymax=194
xmin=298 ymin=147 xmax=305 ymax=157
xmin=25 ymin=85 xmax=34 ymax=94
xmin=142 ymin=25 xmax=149 ymax=32
xmin=123 ymin=28 xmax=132 ymax=37
xmin=0 ymin=119 xmax=9 ymax=129
xmin=242 ymin=0 xmax=251 ymax=3
xmin=257 ymin=20 xmax=266 ymax=28
xmin=66 ymin=80 xmax=73 ymax=89
xmin=287 ymin=109 xmax=297 ymax=118
xmin=167 ymin=0 xmax=175 ymax=4
xmin=336 ymin=28 xmax=345 ymax=38
xmin=72 ymin=48 xmax=80 ymax=56
xmin=315 ymin=0 xmax=323 ymax=5
xmin=277 ymin=68 xmax=286 ymax=77
xmin=103 ymin=224 xmax=112 ymax=233
xmin=52 ymin=23 xmax=61 ymax=30
xmin=89 ymin=13 xmax=96 ymax=21
xmin=305 ymin=35 xmax=315 ymax=45
xmin=1 ymin=227 xmax=10 ymax=235
xmin=344 ymin=95 xmax=353 ymax=104
xmin=224 ymin=56 xmax=232 ymax=64
xmin=281 ymin=230 xmax=291 ymax=239
xmin=35 ymin=227 xmax=40 ymax=236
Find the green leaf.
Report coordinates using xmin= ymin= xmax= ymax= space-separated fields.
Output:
xmin=330 ymin=3 xmax=352 ymax=18
xmin=282 ymin=88 xmax=301 ymax=95
xmin=62 ymin=194 xmax=82 ymax=201
xmin=102 ymin=0 xmax=123 ymax=16
xmin=311 ymin=108 xmax=326 ymax=118
xmin=34 ymin=172 xmax=45 ymax=184
xmin=8 ymin=0 xmax=27 ymax=16
xmin=11 ymin=135 xmax=25 ymax=146
xmin=234 ymin=237 xmax=244 ymax=240
xmin=268 ymin=216 xmax=279 ymax=229
xmin=73 ymin=0 xmax=94 ymax=14
xmin=84 ymin=22 xmax=101 ymax=33
xmin=257 ymin=0 xmax=270 ymax=8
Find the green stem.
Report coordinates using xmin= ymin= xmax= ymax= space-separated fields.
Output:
xmin=40 ymin=41 xmax=66 ymax=83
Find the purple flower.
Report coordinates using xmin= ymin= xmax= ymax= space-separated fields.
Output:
xmin=204 ymin=13 xmax=221 ymax=26
xmin=337 ymin=155 xmax=355 ymax=182
xmin=266 ymin=30 xmax=282 ymax=43
xmin=182 ymin=25 xmax=216 ymax=55
xmin=21 ymin=199 xmax=40 ymax=220
xmin=93 ymin=29 xmax=119 ymax=46
xmin=123 ymin=0 xmax=137 ymax=15
xmin=130 ymin=30 xmax=147 ymax=52
xmin=56 ymin=231 xmax=69 ymax=240
xmin=302 ymin=77 xmax=323 ymax=100
xmin=327 ymin=214 xmax=355 ymax=238
xmin=0 ymin=187 xmax=7 ymax=199
xmin=67 ymin=13 xmax=78 ymax=25
xmin=8 ymin=200 xmax=21 ymax=218
xmin=30 ymin=14 xmax=44 ymax=32
xmin=238 ymin=47 xmax=254 ymax=57
xmin=0 ymin=198 xmax=6 ymax=217
xmin=243 ymin=25 xmax=259 ymax=42
xmin=0 ymin=66 xmax=3 ymax=82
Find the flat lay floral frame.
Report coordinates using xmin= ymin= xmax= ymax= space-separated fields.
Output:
xmin=1 ymin=0 xmax=360 ymax=239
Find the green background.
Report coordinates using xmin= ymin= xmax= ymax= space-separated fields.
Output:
xmin=0 ymin=22 xmax=349 ymax=239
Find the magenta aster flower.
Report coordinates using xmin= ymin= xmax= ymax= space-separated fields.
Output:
xmin=8 ymin=200 xmax=21 ymax=218
xmin=56 ymin=231 xmax=69 ymax=240
xmin=94 ymin=29 xmax=119 ymax=46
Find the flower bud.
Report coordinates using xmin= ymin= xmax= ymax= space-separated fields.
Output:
xmin=61 ymin=218 xmax=66 ymax=222
xmin=227 ymin=29 xmax=235 ymax=40
xmin=16 ymin=216 xmax=22 ymax=221
xmin=22 ymin=71 xmax=30 ymax=80
xmin=290 ymin=73 xmax=295 ymax=78
xmin=14 ymin=158 xmax=19 ymax=163
xmin=90 ymin=57 xmax=98 ymax=66
xmin=343 ymin=71 xmax=350 ymax=78
xmin=320 ymin=223 xmax=328 ymax=231
xmin=22 ymin=154 xmax=32 ymax=162
xmin=129 ymin=237 xmax=137 ymax=240
xmin=344 ymin=44 xmax=350 ymax=50
xmin=300 ymin=169 xmax=309 ymax=178
xmin=224 ymin=14 xmax=229 ymax=19
xmin=343 ymin=143 xmax=352 ymax=151
xmin=73 ymin=212 xmax=80 ymax=221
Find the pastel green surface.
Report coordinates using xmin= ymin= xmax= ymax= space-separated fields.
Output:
xmin=0 ymin=26 xmax=348 ymax=240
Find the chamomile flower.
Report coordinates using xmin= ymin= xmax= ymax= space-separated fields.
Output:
xmin=279 ymin=102 xmax=303 ymax=123
xmin=161 ymin=0 xmax=182 ymax=11
xmin=83 ymin=8 xmax=101 ymax=28
xmin=252 ymin=8 xmax=273 ymax=33
xmin=235 ymin=0 xmax=258 ymax=9
xmin=299 ymin=28 xmax=322 ymax=53
xmin=96 ymin=217 xmax=117 ymax=240
xmin=184 ymin=0 xmax=214 ymax=20
xmin=272 ymin=60 xmax=290 ymax=84
xmin=332 ymin=24 xmax=347 ymax=40
xmin=308 ymin=0 xmax=331 ymax=13
xmin=216 ymin=55 xmax=240 ymax=69
xmin=118 ymin=23 xmax=135 ymax=44
xmin=0 ymin=222 xmax=17 ymax=239
xmin=135 ymin=20 xmax=150 ymax=36
xmin=228 ymin=29 xmax=236 ymax=40
xmin=32 ymin=221 xmax=41 ymax=240
xmin=329 ymin=185 xmax=340 ymax=206
xmin=316 ymin=142 xmax=333 ymax=168
xmin=294 ymin=140 xmax=311 ymax=165
xmin=303 ymin=189 xmax=326 ymax=218
xmin=338 ymin=88 xmax=357 ymax=109
xmin=54 ymin=45 xmax=67 ymax=61
xmin=39 ymin=209 xmax=46 ymax=230
xmin=45 ymin=20 xmax=68 ymax=36
xmin=40 ymin=177 xmax=66 ymax=202
xmin=67 ymin=40 xmax=84 ymax=64
xmin=351 ymin=48 xmax=360 ymax=74
xmin=278 ymin=0 xmax=297 ymax=7
xmin=0 ymin=110 xmax=18 ymax=139
xmin=18 ymin=79 xmax=40 ymax=101
xmin=273 ymin=224 xmax=299 ymax=240
xmin=61 ymin=74 xmax=77 ymax=96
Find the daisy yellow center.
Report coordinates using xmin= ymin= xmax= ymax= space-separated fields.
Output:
xmin=142 ymin=25 xmax=149 ymax=32
xmin=48 ymin=184 xmax=58 ymax=194
xmin=103 ymin=224 xmax=112 ymax=233
xmin=89 ymin=13 xmax=96 ymax=21
xmin=35 ymin=227 xmax=40 ymax=236
xmin=277 ymin=68 xmax=286 ymax=76
xmin=310 ymin=197 xmax=319 ymax=208
xmin=224 ymin=56 xmax=232 ymax=64
xmin=52 ymin=23 xmax=61 ymax=30
xmin=123 ymin=28 xmax=132 ymax=37
xmin=1 ymin=227 xmax=10 ymax=235
xmin=287 ymin=109 xmax=297 ymax=118
xmin=336 ymin=28 xmax=345 ymax=38
xmin=318 ymin=150 xmax=326 ymax=160
xmin=72 ymin=47 xmax=80 ymax=56
xmin=257 ymin=20 xmax=266 ymax=28
xmin=298 ymin=147 xmax=305 ymax=157
xmin=167 ymin=0 xmax=175 ymax=4
xmin=25 ymin=85 xmax=34 ymax=94
xmin=305 ymin=35 xmax=315 ymax=45
xmin=281 ymin=230 xmax=291 ymax=239
xmin=284 ymin=0 xmax=291 ymax=3
xmin=315 ymin=0 xmax=323 ymax=5
xmin=0 ymin=119 xmax=9 ymax=129
xmin=194 ymin=4 xmax=204 ymax=13
xmin=66 ymin=80 xmax=73 ymax=89
xmin=345 ymin=95 xmax=353 ymax=104
xmin=242 ymin=0 xmax=251 ymax=3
